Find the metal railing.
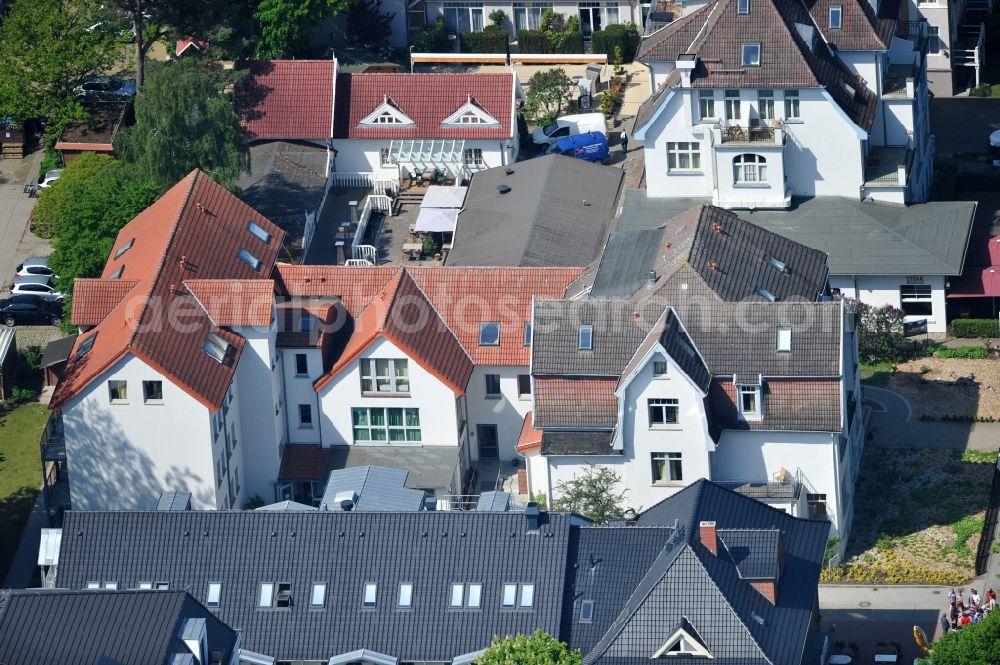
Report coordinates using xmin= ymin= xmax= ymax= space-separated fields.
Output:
xmin=715 ymin=469 xmax=803 ymax=499
xmin=719 ymin=122 xmax=780 ymax=144
xmin=351 ymin=245 xmax=377 ymax=264
xmin=437 ymin=495 xmax=482 ymax=511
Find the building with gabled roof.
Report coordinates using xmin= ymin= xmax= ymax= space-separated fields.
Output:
xmin=520 ymin=203 xmax=864 ymax=542
xmin=633 ymin=0 xmax=933 ymax=206
xmin=46 ymin=479 xmax=831 ymax=665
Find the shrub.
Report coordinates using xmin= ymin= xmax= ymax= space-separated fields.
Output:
xmin=422 ymin=232 xmax=442 ymax=257
xmin=516 ymin=28 xmax=583 ymax=53
xmin=970 ymin=83 xmax=993 ymax=97
xmin=7 ymin=386 xmax=38 ymax=408
xmin=412 ymin=17 xmax=450 ymax=52
xmin=38 ymin=145 xmax=62 ymax=179
xmin=936 ymin=346 xmax=988 ymax=359
xmin=460 ymin=26 xmax=507 ymax=52
xmin=590 ymin=23 xmax=640 ymax=63
xmin=488 ymin=8 xmax=506 ymax=27
xmin=950 ymin=318 xmax=999 ymax=338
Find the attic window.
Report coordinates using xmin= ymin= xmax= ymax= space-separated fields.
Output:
xmin=523 ymin=323 xmax=532 ymax=346
xmin=109 ymin=266 xmax=124 ymax=280
xmin=275 ymin=582 xmax=292 ymax=608
xmin=258 ymin=583 xmax=274 ymax=607
xmin=371 ymin=111 xmax=405 ymax=124
xmin=579 ymin=325 xmax=593 ymax=350
xmin=75 ymin=333 xmax=97 ymax=360
xmin=310 ymin=583 xmax=327 ymax=608
xmin=777 ymin=327 xmax=792 ymax=352
xmin=238 ymin=248 xmax=262 ymax=271
xmin=764 ymin=254 xmax=788 ymax=273
xmin=737 ymin=0 xmax=749 ymax=13
xmin=742 ymin=43 xmax=761 ymax=67
xmin=203 ymin=332 xmax=233 ymax=364
xmin=114 ymin=238 xmax=135 ymax=259
xmin=363 ymin=582 xmax=378 ymax=608
xmin=457 ymin=111 xmax=488 ymax=124
xmin=580 ymin=599 xmax=595 ymax=623
xmin=829 ymin=5 xmax=842 ymax=29
xmin=398 ymin=582 xmax=414 ymax=608
xmin=739 ymin=384 xmax=763 ymax=420
xmin=756 ymin=287 xmax=778 ymax=302
xmin=206 ymin=582 xmax=222 ymax=607
xmin=501 ymin=584 xmax=517 ymax=608
xmin=479 ymin=322 xmax=500 ymax=346
xmin=248 ymin=220 xmax=272 ymax=245
xmin=842 ymin=81 xmax=856 ymax=97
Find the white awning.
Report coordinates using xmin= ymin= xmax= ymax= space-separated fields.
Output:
xmin=422 ymin=185 xmax=468 ymax=209
xmin=37 ymin=528 xmax=62 ymax=566
xmin=414 ymin=207 xmax=460 ymax=233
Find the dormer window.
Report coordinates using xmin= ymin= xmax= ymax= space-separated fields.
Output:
xmin=370 ymin=111 xmax=405 ymax=124
xmin=829 ymin=5 xmax=842 ymax=29
xmin=738 ymin=385 xmax=763 ymax=420
xmin=777 ymin=327 xmax=792 ymax=352
xmin=742 ymin=43 xmax=761 ymax=66
xmin=479 ymin=322 xmax=500 ymax=346
xmin=457 ymin=111 xmax=487 ymax=123
xmin=579 ymin=325 xmax=593 ymax=350
xmin=114 ymin=238 xmax=134 ymax=259
xmin=442 ymin=99 xmax=501 ymax=127
xmin=248 ymin=220 xmax=272 ymax=245
xmin=737 ymin=0 xmax=749 ymax=14
xmin=359 ymin=97 xmax=416 ymax=127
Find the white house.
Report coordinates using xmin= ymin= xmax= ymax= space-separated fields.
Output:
xmin=330 ymin=72 xmax=520 ymax=190
xmin=520 ymin=204 xmax=864 ymax=541
xmin=633 ymin=0 xmax=934 ymax=206
xmin=904 ymin=0 xmax=989 ymax=95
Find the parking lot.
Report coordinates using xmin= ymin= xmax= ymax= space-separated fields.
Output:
xmin=0 ymin=151 xmax=63 ymax=350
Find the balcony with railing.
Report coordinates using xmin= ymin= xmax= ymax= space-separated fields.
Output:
xmin=863 ymin=145 xmax=913 ymax=188
xmin=883 ymin=64 xmax=918 ymax=99
xmin=39 ymin=410 xmax=71 ymax=513
xmin=715 ymin=468 xmax=803 ymax=501
xmin=716 ymin=121 xmax=785 ymax=145
xmin=896 ymin=20 xmax=929 ymax=55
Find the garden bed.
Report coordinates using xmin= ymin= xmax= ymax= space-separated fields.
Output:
xmin=822 ymin=448 xmax=995 ymax=585
xmin=887 ymin=357 xmax=1000 ymax=420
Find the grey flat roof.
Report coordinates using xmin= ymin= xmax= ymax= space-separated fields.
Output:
xmin=237 ymin=140 xmax=328 ymax=231
xmin=327 ymin=446 xmax=459 ymax=492
xmin=321 ymin=465 xmax=425 ymax=511
xmin=446 ymin=155 xmax=623 ymax=267
xmin=618 ymin=190 xmax=977 ymax=276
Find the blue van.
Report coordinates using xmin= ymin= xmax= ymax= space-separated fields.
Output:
xmin=544 ymin=131 xmax=610 ymax=163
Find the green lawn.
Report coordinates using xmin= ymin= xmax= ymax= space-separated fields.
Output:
xmin=860 ymin=360 xmax=894 ymax=386
xmin=0 ymin=402 xmax=49 ymax=583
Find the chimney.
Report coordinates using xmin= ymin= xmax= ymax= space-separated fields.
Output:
xmin=423 ymin=495 xmax=437 ymax=511
xmin=712 ymin=223 xmax=723 ymax=234
xmin=524 ymin=502 xmax=541 ymax=532
xmin=647 ymin=270 xmax=657 ymax=287
xmin=676 ymin=53 xmax=697 ymax=87
xmin=624 ymin=508 xmax=638 ymax=525
xmin=179 ymin=617 xmax=207 ymax=665
xmin=349 ymin=200 xmax=359 ymax=226
xmin=699 ymin=521 xmax=718 ymax=555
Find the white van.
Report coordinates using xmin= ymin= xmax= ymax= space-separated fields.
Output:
xmin=531 ymin=113 xmax=607 ymax=146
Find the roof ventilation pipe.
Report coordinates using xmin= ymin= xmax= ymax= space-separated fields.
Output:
xmin=497 ymin=184 xmax=511 ymax=194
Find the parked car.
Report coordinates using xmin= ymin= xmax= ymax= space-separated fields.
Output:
xmin=72 ymin=76 xmax=136 ymax=102
xmin=991 ymin=129 xmax=1000 ymax=166
xmin=544 ymin=131 xmax=610 ymax=163
xmin=10 ymin=275 xmax=65 ymax=302
xmin=14 ymin=257 xmax=55 ymax=280
xmin=531 ymin=113 xmax=606 ymax=146
xmin=38 ymin=169 xmax=64 ymax=189
xmin=0 ymin=294 xmax=63 ymax=327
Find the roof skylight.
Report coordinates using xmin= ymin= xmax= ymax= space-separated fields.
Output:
xmin=764 ymin=254 xmax=788 ymax=273
xmin=238 ymin=248 xmax=262 ymax=271
xmin=479 ymin=322 xmax=500 ymax=346
xmin=248 ymin=220 xmax=272 ymax=245
xmin=114 ymin=238 xmax=135 ymax=259
xmin=75 ymin=333 xmax=97 ymax=360
xmin=203 ymin=332 xmax=232 ymax=364
xmin=756 ymin=287 xmax=778 ymax=302
xmin=737 ymin=0 xmax=749 ymax=14
xmin=742 ymin=43 xmax=761 ymax=67
xmin=109 ymin=266 xmax=124 ymax=280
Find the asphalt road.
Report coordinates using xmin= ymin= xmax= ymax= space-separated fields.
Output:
xmin=931 ymin=98 xmax=1000 ymax=156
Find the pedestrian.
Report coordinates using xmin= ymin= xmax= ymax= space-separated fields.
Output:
xmin=950 ymin=603 xmax=960 ymax=629
xmin=986 ymin=588 xmax=997 ymax=609
xmin=940 ymin=614 xmax=951 ymax=634
xmin=948 ymin=588 xmax=957 ymax=605
xmin=971 ymin=588 xmax=981 ymax=606
xmin=960 ymin=612 xmax=972 ymax=627
xmin=620 ymin=129 xmax=628 ymax=155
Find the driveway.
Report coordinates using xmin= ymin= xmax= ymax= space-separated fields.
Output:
xmin=865 ymin=385 xmax=1000 ymax=451
xmin=931 ymin=98 xmax=1000 ymax=157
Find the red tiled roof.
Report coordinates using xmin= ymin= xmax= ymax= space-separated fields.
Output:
xmin=185 ymin=279 xmax=275 ymax=327
xmin=175 ymin=38 xmax=208 ymax=56
xmin=314 ymin=270 xmax=474 ymax=395
xmin=533 ymin=377 xmax=619 ymax=429
xmin=274 ymin=265 xmax=583 ymax=365
xmin=332 ymin=73 xmax=515 ymax=140
xmin=71 ymin=279 xmax=141 ymax=326
xmin=51 ymin=170 xmax=285 ymax=411
xmin=516 ymin=412 xmax=543 ymax=454
xmin=237 ymin=60 xmax=336 ymax=140
xmin=275 ymin=299 xmax=345 ymax=348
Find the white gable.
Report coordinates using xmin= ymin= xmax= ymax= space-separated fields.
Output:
xmin=652 ymin=626 xmax=714 ymax=659
xmin=359 ymin=97 xmax=415 ymax=127
xmin=441 ymin=99 xmax=500 ymax=127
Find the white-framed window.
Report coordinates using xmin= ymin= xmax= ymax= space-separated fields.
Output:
xmin=101 ymin=581 xmax=118 ymax=590
xmin=724 ymin=89 xmax=741 ymax=120
xmin=398 ymin=582 xmax=414 ymax=608
xmin=653 ymin=359 xmax=668 ymax=377
xmin=154 ymin=582 xmax=169 ymax=590
xmin=450 ymin=583 xmax=483 ymax=608
xmin=142 ymin=380 xmax=162 ymax=403
xmin=579 ymin=325 xmax=593 ymax=350
xmin=513 ymin=2 xmax=552 ymax=30
xmin=829 ymin=5 xmax=842 ymax=29
xmin=667 ymin=142 xmax=701 ymax=171
xmin=258 ymin=582 xmax=274 ymax=607
xmin=108 ymin=380 xmax=128 ymax=403
xmin=206 ymin=582 xmax=222 ymax=607
xmin=580 ymin=599 xmax=595 ymax=622
xmin=783 ymin=90 xmax=800 ymax=118
xmin=519 ymin=583 xmax=535 ymax=607
xmin=444 ymin=2 xmax=484 ymax=32
xmin=900 ymin=284 xmax=933 ymax=316
xmin=298 ymin=404 xmax=313 ymax=428
xmin=698 ymin=90 xmax=716 ymax=120
xmin=777 ymin=327 xmax=792 ymax=352
xmin=379 ymin=148 xmax=393 ymax=166
xmin=648 ymin=398 xmax=679 ymax=426
xmin=310 ymin=582 xmax=327 ymax=608
xmin=479 ymin=322 xmax=500 ymax=346
xmin=363 ymin=582 xmax=378 ymax=608
xmin=517 ymin=374 xmax=532 ymax=398
xmin=464 ymin=148 xmax=484 ymax=166
xmin=352 ymin=407 xmax=422 ymax=442
xmin=295 ymin=353 xmax=309 ymax=376
xmin=485 ymin=373 xmax=501 ymax=397
xmin=501 ymin=583 xmax=517 ymax=608
xmin=742 ymin=43 xmax=761 ymax=66
xmin=359 ymin=358 xmax=410 ymax=393
xmin=757 ymin=89 xmax=774 ymax=120
xmin=138 ymin=582 xmax=153 ymax=590
xmin=651 ymin=452 xmax=683 ymax=483
xmin=733 ymin=153 xmax=767 ymax=183
xmin=738 ymin=384 xmax=763 ymax=419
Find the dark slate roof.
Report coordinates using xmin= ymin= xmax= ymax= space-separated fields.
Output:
xmin=327 ymin=445 xmax=460 ymax=492
xmin=0 ymin=589 xmax=237 ymax=665
xmin=533 ymin=300 xmax=650 ymax=376
xmin=446 ymin=155 xmax=623 ymax=267
xmin=718 ymin=528 xmax=782 ymax=579
xmin=40 ymin=334 xmax=78 ymax=368
xmin=540 ymin=430 xmax=618 ymax=456
xmin=710 ymin=377 xmax=843 ymax=431
xmin=56 ymin=511 xmax=573 ymax=662
xmin=742 ymin=197 xmax=977 ymax=276
xmin=619 ymin=308 xmax=712 ymax=393
xmin=635 ymin=0 xmax=881 ymax=132
xmin=320 ymin=465 xmax=425 ymax=512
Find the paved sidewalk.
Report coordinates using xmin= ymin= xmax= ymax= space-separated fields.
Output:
xmin=0 ymin=150 xmax=46 ymax=293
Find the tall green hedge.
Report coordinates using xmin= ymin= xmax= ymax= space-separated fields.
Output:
xmin=460 ymin=26 xmax=508 ymax=53
xmin=590 ymin=23 xmax=640 ymax=63
xmin=950 ymin=319 xmax=1000 ymax=338
xmin=516 ymin=29 xmax=584 ymax=53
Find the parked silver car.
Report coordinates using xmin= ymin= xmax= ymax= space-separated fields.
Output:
xmin=10 ymin=275 xmax=65 ymax=302
xmin=14 ymin=257 xmax=55 ymax=280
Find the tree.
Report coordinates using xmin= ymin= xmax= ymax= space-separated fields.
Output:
xmin=926 ymin=608 xmax=1000 ymax=665
xmin=253 ymin=0 xmax=350 ymax=58
xmin=522 ymin=68 xmax=574 ymax=127
xmin=346 ymin=0 xmax=396 ymax=51
xmin=0 ymin=0 xmax=120 ymax=141
xmin=552 ymin=463 xmax=627 ymax=525
xmin=849 ymin=300 xmax=906 ymax=362
xmin=116 ymin=59 xmax=248 ymax=191
xmin=477 ymin=630 xmax=582 ymax=665
xmin=34 ymin=154 xmax=159 ymax=292
xmin=412 ymin=17 xmax=450 ymax=52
